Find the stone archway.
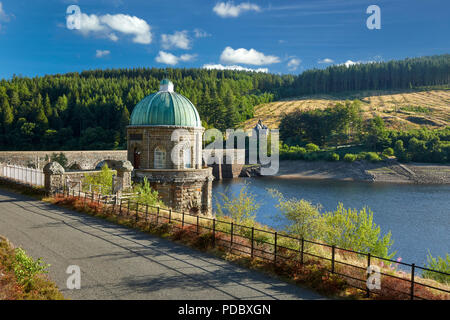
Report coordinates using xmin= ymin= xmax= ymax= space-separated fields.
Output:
xmin=67 ymin=162 xmax=82 ymax=171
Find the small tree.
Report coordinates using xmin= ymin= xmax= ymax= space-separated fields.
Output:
xmin=133 ymin=177 xmax=163 ymax=207
xmin=322 ymin=203 xmax=395 ymax=259
xmin=215 ymin=182 xmax=259 ymax=226
xmin=83 ymin=164 xmax=114 ymax=193
xmin=422 ymin=252 xmax=450 ymax=284
xmin=268 ymin=189 xmax=325 ymax=241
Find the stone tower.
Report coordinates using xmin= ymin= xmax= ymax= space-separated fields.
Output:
xmin=127 ymin=79 xmax=213 ymax=216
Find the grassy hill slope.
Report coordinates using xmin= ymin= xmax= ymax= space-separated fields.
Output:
xmin=242 ymin=88 xmax=450 ymax=131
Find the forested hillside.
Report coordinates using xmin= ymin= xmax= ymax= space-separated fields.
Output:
xmin=291 ymin=54 xmax=450 ymax=95
xmin=0 ymin=54 xmax=448 ymax=151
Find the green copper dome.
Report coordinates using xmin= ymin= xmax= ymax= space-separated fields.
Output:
xmin=129 ymin=79 xmax=201 ymax=127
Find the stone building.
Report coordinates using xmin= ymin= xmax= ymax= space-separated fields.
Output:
xmin=127 ymin=79 xmax=213 ymax=216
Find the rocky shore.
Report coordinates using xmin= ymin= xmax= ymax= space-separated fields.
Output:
xmin=270 ymin=160 xmax=450 ymax=184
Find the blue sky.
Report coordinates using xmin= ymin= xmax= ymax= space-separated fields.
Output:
xmin=0 ymin=0 xmax=449 ymax=80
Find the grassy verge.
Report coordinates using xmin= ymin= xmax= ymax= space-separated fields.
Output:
xmin=44 ymin=194 xmax=449 ymax=300
xmin=0 ymin=236 xmax=64 ymax=300
xmin=0 ymin=177 xmax=46 ymax=199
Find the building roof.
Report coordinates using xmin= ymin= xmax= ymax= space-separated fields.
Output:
xmin=129 ymin=79 xmax=201 ymax=127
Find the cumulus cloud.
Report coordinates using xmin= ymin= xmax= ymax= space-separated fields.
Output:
xmin=318 ymin=58 xmax=334 ymax=64
xmin=213 ymin=2 xmax=261 ymax=18
xmin=220 ymin=46 xmax=280 ymax=66
xmin=74 ymin=10 xmax=152 ymax=44
xmin=0 ymin=2 xmax=11 ymax=30
xmin=95 ymin=49 xmax=110 ymax=58
xmin=202 ymin=64 xmax=268 ymax=73
xmin=155 ymin=51 xmax=197 ymax=65
xmin=343 ymin=60 xmax=358 ymax=67
xmin=194 ymin=28 xmax=210 ymax=38
xmin=161 ymin=30 xmax=191 ymax=50
xmin=287 ymin=58 xmax=301 ymax=71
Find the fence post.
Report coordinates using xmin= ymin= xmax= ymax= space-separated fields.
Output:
xmin=169 ymin=209 xmax=172 ymax=223
xmin=366 ymin=253 xmax=371 ymax=298
xmin=78 ymin=182 xmax=81 ymax=198
xmin=410 ymin=263 xmax=415 ymax=300
xmin=196 ymin=216 xmax=199 ymax=234
xmin=251 ymin=227 xmax=254 ymax=258
xmin=127 ymin=199 xmax=130 ymax=216
xmin=156 ymin=206 xmax=160 ymax=225
xmin=230 ymin=222 xmax=234 ymax=249
xmin=145 ymin=204 xmax=149 ymax=222
xmin=212 ymin=218 xmax=216 ymax=247
xmin=274 ymin=232 xmax=278 ymax=264
xmin=119 ymin=199 xmax=122 ymax=214
xmin=331 ymin=245 xmax=335 ymax=274
xmin=182 ymin=212 xmax=185 ymax=228
xmin=135 ymin=202 xmax=139 ymax=224
xmin=300 ymin=238 xmax=304 ymax=265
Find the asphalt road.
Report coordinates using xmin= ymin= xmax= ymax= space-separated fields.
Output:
xmin=0 ymin=189 xmax=324 ymax=300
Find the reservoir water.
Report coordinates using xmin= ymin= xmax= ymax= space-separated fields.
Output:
xmin=212 ymin=177 xmax=450 ymax=267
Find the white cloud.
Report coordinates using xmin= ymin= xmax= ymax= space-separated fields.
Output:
xmin=194 ymin=28 xmax=210 ymax=38
xmin=95 ymin=49 xmax=110 ymax=58
xmin=180 ymin=54 xmax=197 ymax=62
xmin=287 ymin=58 xmax=301 ymax=71
xmin=100 ymin=14 xmax=152 ymax=44
xmin=220 ymin=46 xmax=280 ymax=66
xmin=213 ymin=2 xmax=261 ymax=18
xmin=0 ymin=2 xmax=8 ymax=20
xmin=108 ymin=33 xmax=118 ymax=41
xmin=202 ymin=64 xmax=268 ymax=73
xmin=155 ymin=51 xmax=197 ymax=65
xmin=343 ymin=60 xmax=358 ymax=67
xmin=74 ymin=11 xmax=152 ymax=44
xmin=0 ymin=2 xmax=11 ymax=29
xmin=161 ymin=30 xmax=191 ymax=50
xmin=318 ymin=58 xmax=334 ymax=64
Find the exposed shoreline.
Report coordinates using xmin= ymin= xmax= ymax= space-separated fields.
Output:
xmin=270 ymin=160 xmax=450 ymax=184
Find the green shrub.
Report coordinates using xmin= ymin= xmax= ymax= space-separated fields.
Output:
xmin=215 ymin=182 xmax=259 ymax=226
xmin=50 ymin=152 xmax=68 ymax=168
xmin=365 ymin=152 xmax=382 ymax=162
xmin=83 ymin=164 xmax=114 ymax=193
xmin=14 ymin=248 xmax=50 ymax=286
xmin=268 ymin=189 xmax=325 ymax=241
xmin=327 ymin=153 xmax=340 ymax=161
xmin=306 ymin=143 xmax=320 ymax=152
xmin=133 ymin=177 xmax=163 ymax=207
xmin=304 ymin=152 xmax=319 ymax=161
xmin=382 ymin=147 xmax=395 ymax=157
xmin=422 ymin=252 xmax=450 ymax=284
xmin=343 ymin=153 xmax=357 ymax=162
xmin=322 ymin=203 xmax=395 ymax=259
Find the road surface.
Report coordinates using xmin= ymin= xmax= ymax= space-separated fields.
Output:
xmin=0 ymin=189 xmax=324 ymax=300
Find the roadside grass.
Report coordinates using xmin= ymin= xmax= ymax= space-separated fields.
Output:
xmin=0 ymin=178 xmax=46 ymax=199
xmin=0 ymin=236 xmax=64 ymax=300
xmin=44 ymin=193 xmax=450 ymax=300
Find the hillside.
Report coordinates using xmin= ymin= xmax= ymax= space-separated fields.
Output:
xmin=242 ymin=88 xmax=450 ymax=131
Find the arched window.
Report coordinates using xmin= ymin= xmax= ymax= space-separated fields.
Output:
xmin=154 ymin=147 xmax=166 ymax=169
xmin=184 ymin=147 xmax=191 ymax=168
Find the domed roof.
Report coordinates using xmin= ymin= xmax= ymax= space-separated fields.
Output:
xmin=129 ymin=79 xmax=201 ymax=127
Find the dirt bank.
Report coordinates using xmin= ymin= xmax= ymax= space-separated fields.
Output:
xmin=275 ymin=160 xmax=450 ymax=184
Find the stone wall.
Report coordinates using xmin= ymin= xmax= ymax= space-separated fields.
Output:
xmin=134 ymin=168 xmax=213 ymax=216
xmin=0 ymin=150 xmax=127 ymax=170
xmin=42 ymin=160 xmax=132 ymax=193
